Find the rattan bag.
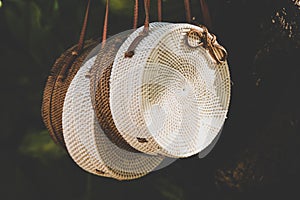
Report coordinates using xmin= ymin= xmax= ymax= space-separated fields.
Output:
xmin=109 ymin=22 xmax=231 ymax=158
xmin=41 ymin=0 xmax=231 ymax=180
xmin=41 ymin=39 xmax=98 ymax=148
xmin=63 ymin=31 xmax=174 ymax=180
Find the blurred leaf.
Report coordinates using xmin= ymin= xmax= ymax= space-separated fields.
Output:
xmin=19 ymin=130 xmax=66 ymax=162
xmin=4 ymin=1 xmax=29 ymax=44
xmin=53 ymin=0 xmax=59 ymax=11
xmin=104 ymin=0 xmax=133 ymax=14
xmin=157 ymin=179 xmax=185 ymax=200
xmin=30 ymin=1 xmax=42 ymax=29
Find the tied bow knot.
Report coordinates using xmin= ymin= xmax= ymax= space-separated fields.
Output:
xmin=186 ymin=25 xmax=228 ymax=64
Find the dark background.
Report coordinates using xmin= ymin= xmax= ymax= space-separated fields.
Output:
xmin=1 ymin=0 xmax=299 ymax=199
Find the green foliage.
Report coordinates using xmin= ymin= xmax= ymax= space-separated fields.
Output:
xmin=53 ymin=0 xmax=59 ymax=11
xmin=107 ymin=0 xmax=133 ymax=14
xmin=19 ymin=130 xmax=66 ymax=163
xmin=157 ymin=179 xmax=184 ymax=200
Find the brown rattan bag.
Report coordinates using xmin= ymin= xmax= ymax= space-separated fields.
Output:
xmin=41 ymin=0 xmax=95 ymax=148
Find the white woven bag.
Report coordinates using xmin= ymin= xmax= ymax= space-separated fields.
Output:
xmin=63 ymin=56 xmax=111 ymax=177
xmin=110 ymin=22 xmax=231 ymax=158
xmin=63 ymin=31 xmax=169 ymax=180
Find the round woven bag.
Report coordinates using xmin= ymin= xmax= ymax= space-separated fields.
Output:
xmin=63 ymin=31 xmax=171 ymax=180
xmin=41 ymin=39 xmax=98 ymax=148
xmin=63 ymin=56 xmax=111 ymax=177
xmin=90 ymin=32 xmax=139 ymax=152
xmin=110 ymin=22 xmax=231 ymax=158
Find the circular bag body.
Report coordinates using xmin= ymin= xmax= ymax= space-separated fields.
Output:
xmin=109 ymin=22 xmax=231 ymax=158
xmin=63 ymin=56 xmax=111 ymax=177
xmin=63 ymin=31 xmax=170 ymax=180
xmin=41 ymin=39 xmax=98 ymax=148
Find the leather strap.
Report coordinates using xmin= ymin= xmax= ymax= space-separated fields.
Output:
xmin=158 ymin=0 xmax=162 ymax=22
xmin=199 ymin=0 xmax=212 ymax=29
xmin=133 ymin=0 xmax=139 ymax=29
xmin=59 ymin=0 xmax=91 ymax=81
xmin=184 ymin=0 xmax=191 ymax=23
xmin=102 ymin=0 xmax=109 ymax=47
xmin=124 ymin=0 xmax=150 ymax=58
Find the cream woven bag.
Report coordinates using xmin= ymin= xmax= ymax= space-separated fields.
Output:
xmin=63 ymin=31 xmax=173 ymax=180
xmin=110 ymin=22 xmax=231 ymax=158
xmin=63 ymin=56 xmax=111 ymax=177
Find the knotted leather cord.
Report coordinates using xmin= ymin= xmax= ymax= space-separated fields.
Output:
xmin=133 ymin=0 xmax=139 ymax=29
xmin=124 ymin=0 xmax=150 ymax=58
xmin=158 ymin=0 xmax=162 ymax=22
xmin=59 ymin=0 xmax=91 ymax=81
xmin=182 ymin=0 xmax=227 ymax=64
xmin=184 ymin=0 xmax=191 ymax=23
xmin=186 ymin=25 xmax=227 ymax=64
xmin=102 ymin=0 xmax=109 ymax=47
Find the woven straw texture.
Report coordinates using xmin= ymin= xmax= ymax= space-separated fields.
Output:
xmin=89 ymin=30 xmax=168 ymax=179
xmin=63 ymin=56 xmax=111 ymax=177
xmin=63 ymin=32 xmax=166 ymax=180
xmin=110 ymin=22 xmax=173 ymax=155
xmin=41 ymin=39 xmax=98 ymax=148
xmin=110 ymin=23 xmax=231 ymax=158
xmin=90 ymin=30 xmax=138 ymax=152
